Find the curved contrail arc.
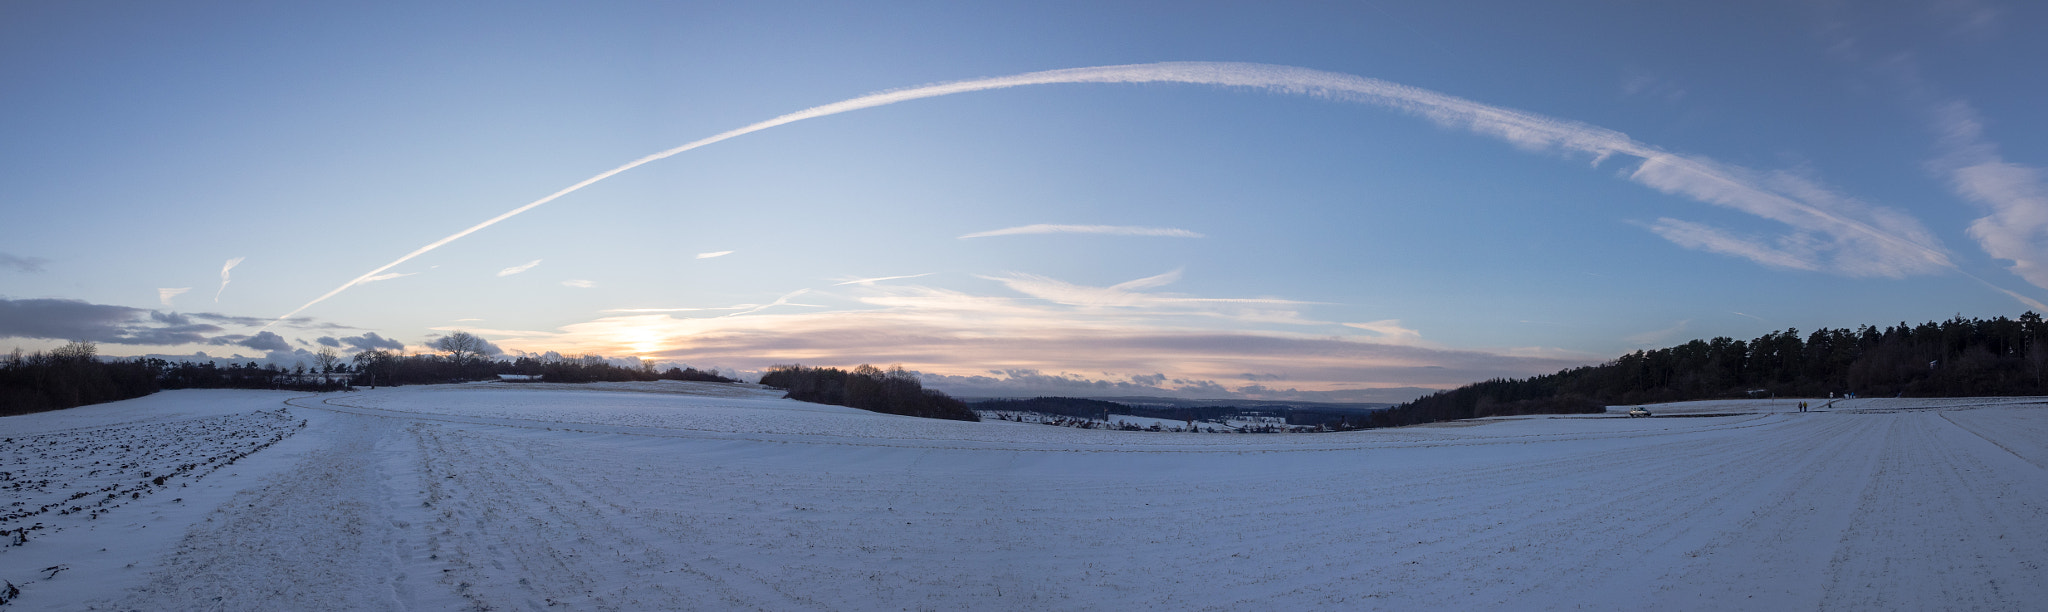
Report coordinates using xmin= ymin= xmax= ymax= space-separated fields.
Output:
xmin=270 ymin=61 xmax=1982 ymax=326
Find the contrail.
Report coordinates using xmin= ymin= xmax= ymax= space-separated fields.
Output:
xmin=272 ymin=61 xmax=2013 ymax=325
xmin=216 ymin=257 xmax=244 ymax=303
xmin=722 ymin=289 xmax=816 ymax=318
xmin=959 ymin=224 xmax=1205 ymax=239
xmin=833 ymin=272 xmax=934 ymax=286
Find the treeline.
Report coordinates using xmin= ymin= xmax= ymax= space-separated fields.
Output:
xmin=157 ymin=360 xmax=350 ymax=391
xmin=759 ymin=364 xmax=979 ymax=422
xmin=971 ymin=396 xmax=1387 ymax=430
xmin=1378 ymin=311 xmax=2048 ymax=427
xmin=1368 ymin=385 xmax=1605 ymax=429
xmin=972 ymin=397 xmax=1129 ymax=421
xmin=1 ymin=337 xmax=737 ymax=417
xmin=1563 ymin=312 xmax=2048 ymax=401
xmin=345 ymin=349 xmax=735 ymax=386
xmin=1 ymin=343 xmax=159 ymax=417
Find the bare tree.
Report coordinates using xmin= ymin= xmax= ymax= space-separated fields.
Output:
xmin=351 ymin=348 xmax=390 ymax=370
xmin=352 ymin=349 xmax=393 ymax=388
xmin=432 ymin=331 xmax=487 ymax=364
xmin=50 ymin=341 xmax=96 ymax=361
xmin=314 ymin=347 xmax=342 ymax=374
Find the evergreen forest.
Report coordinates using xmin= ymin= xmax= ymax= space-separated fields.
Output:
xmin=1371 ymin=312 xmax=2048 ymax=427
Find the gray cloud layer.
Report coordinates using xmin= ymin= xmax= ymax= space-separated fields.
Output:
xmin=317 ymin=332 xmax=406 ymax=352
xmin=208 ymin=330 xmax=291 ymax=352
xmin=0 ymin=297 xmax=334 ymax=350
xmin=0 ymin=298 xmax=217 ymax=345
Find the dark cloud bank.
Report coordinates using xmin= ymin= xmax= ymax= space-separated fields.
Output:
xmin=0 ymin=297 xmax=363 ymax=355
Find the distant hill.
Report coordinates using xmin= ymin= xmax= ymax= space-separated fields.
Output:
xmin=761 ymin=364 xmax=979 ymax=422
xmin=1083 ymin=396 xmax=1390 ymax=413
xmin=1371 ymin=311 xmax=2048 ymax=428
xmin=966 ymin=396 xmax=1391 ymax=429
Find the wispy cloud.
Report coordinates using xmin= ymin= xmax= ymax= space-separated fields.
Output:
xmin=158 ymin=287 xmax=191 ymax=307
xmin=463 ymin=270 xmax=1574 ymax=399
xmin=488 ymin=281 xmax=1588 ymax=398
xmin=1620 ymin=67 xmax=1687 ymax=104
xmin=0 ymin=253 xmax=48 ymax=273
xmin=277 ymin=61 xmax=1963 ymax=325
xmin=601 ymin=292 xmax=834 ymax=314
xmin=497 ymin=259 xmax=542 ymax=277
xmin=958 ymin=224 xmax=1205 ymax=239
xmin=215 ymin=257 xmax=244 ymax=303
xmin=1625 ymin=319 xmax=1691 ymax=346
xmin=361 ymin=272 xmax=415 ymax=284
xmin=1931 ymin=101 xmax=2048 ymax=291
xmin=1731 ymin=311 xmax=1767 ymax=322
xmin=600 ymin=307 xmax=747 ymax=314
xmin=1798 ymin=7 xmax=2045 ymax=308
xmin=1342 ymin=319 xmax=1423 ymax=344
xmin=1626 ymin=157 xmax=1950 ymax=278
xmin=981 ymin=269 xmax=1311 ymax=313
xmin=1644 ymin=218 xmax=1822 ymax=272
xmin=722 ymin=289 xmax=820 ymax=317
xmin=832 ymin=273 xmax=934 ymax=286
xmin=695 ymin=251 xmax=734 ymax=260
xmin=562 ymin=279 xmax=596 ymax=288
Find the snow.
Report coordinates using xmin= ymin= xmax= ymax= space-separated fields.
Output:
xmin=979 ymin=411 xmax=1285 ymax=432
xmin=4 ymin=383 xmax=2045 ymax=610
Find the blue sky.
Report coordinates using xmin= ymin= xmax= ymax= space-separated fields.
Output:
xmin=3 ymin=1 xmax=2045 ymax=402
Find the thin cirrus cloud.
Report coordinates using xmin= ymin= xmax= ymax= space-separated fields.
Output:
xmin=482 ymin=271 xmax=1382 ymax=395
xmin=600 ymin=307 xmax=745 ymax=313
xmin=562 ymin=280 xmax=595 ymax=288
xmin=1643 ymin=218 xmax=1823 ymax=272
xmin=1625 ymin=319 xmax=1692 ymax=346
xmin=215 ymin=257 xmax=244 ymax=303
xmin=593 ymin=294 xmax=823 ymax=319
xmin=361 ymin=272 xmax=415 ymax=284
xmin=721 ymin=289 xmax=821 ymax=318
xmin=0 ymin=253 xmax=49 ymax=273
xmin=482 ymin=280 xmax=1584 ymax=400
xmin=158 ymin=287 xmax=191 ymax=307
xmin=695 ymin=251 xmax=734 ymax=259
xmin=272 ymin=61 xmax=1994 ymax=327
xmin=497 ymin=259 xmax=542 ymax=277
xmin=1932 ymin=101 xmax=2048 ymax=291
xmin=1342 ymin=320 xmax=1424 ymax=344
xmin=832 ymin=273 xmax=934 ymax=286
xmin=958 ymin=224 xmax=1205 ymax=239
xmin=981 ymin=268 xmax=1312 ymax=311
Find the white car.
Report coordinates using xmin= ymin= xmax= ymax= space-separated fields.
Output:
xmin=1628 ymin=407 xmax=1652 ymax=418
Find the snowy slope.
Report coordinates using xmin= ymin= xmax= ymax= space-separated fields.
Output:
xmin=3 ymin=384 xmax=2044 ymax=610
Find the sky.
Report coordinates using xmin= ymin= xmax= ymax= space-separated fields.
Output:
xmin=3 ymin=1 xmax=2046 ymax=403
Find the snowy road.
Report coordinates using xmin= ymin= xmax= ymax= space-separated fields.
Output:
xmin=3 ymin=383 xmax=2044 ymax=610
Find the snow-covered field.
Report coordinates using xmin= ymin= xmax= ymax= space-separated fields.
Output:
xmin=3 ymin=383 xmax=2044 ymax=610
